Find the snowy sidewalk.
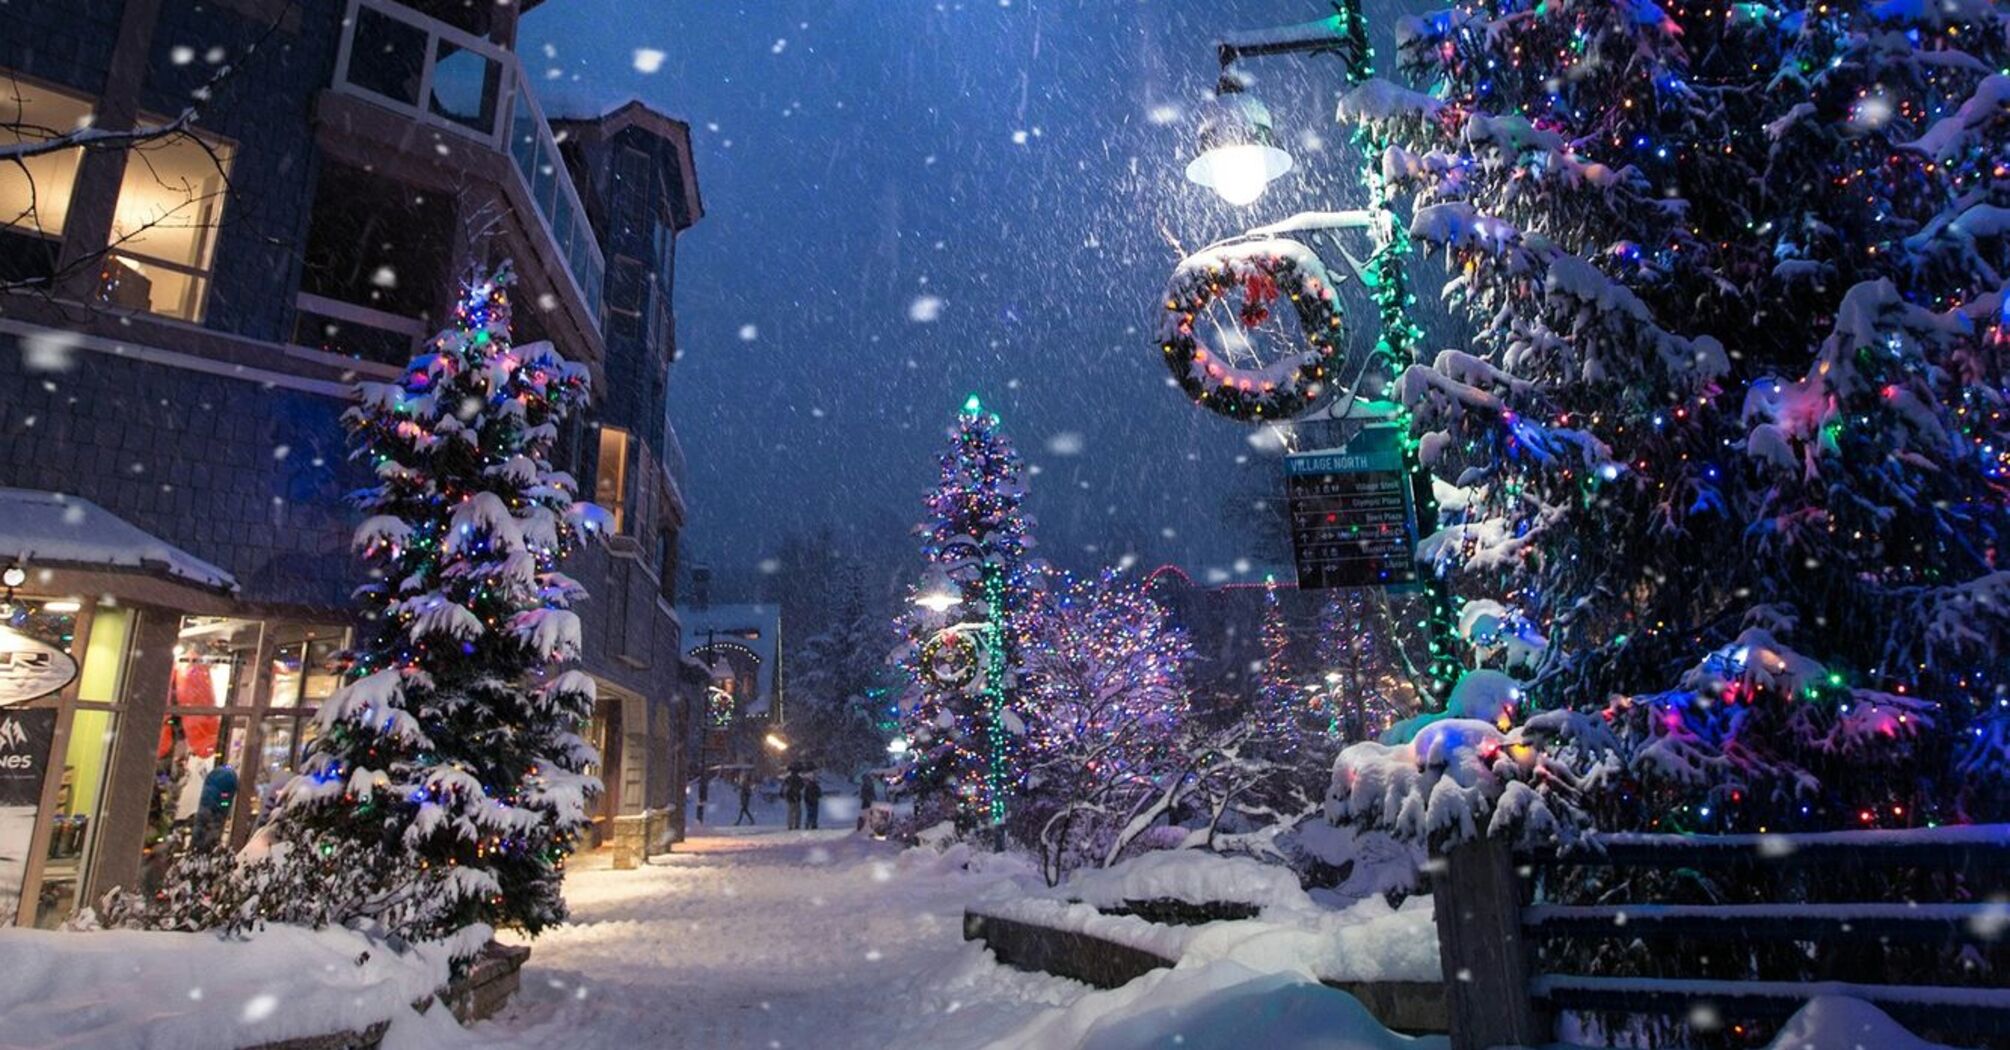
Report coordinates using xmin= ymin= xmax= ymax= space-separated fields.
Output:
xmin=465 ymin=829 xmax=1084 ymax=1050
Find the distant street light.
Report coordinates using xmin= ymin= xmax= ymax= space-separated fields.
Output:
xmin=1185 ymin=93 xmax=1293 ymax=206
xmin=913 ymin=590 xmax=962 ymax=614
xmin=763 ymin=732 xmax=789 ymax=752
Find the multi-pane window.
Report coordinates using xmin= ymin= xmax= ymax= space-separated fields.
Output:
xmin=98 ymin=122 xmax=235 ymax=321
xmin=596 ymin=425 xmax=631 ymax=534
xmin=0 ymin=75 xmax=94 ymax=242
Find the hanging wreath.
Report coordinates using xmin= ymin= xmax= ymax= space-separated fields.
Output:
xmin=1157 ymin=237 xmax=1346 ymax=423
xmin=919 ymin=630 xmax=982 ymax=691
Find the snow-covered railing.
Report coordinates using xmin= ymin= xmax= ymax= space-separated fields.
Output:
xmin=1432 ymin=826 xmax=2010 ymax=1050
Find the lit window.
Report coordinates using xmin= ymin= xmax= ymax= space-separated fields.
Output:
xmin=0 ymin=75 xmax=95 ymax=239
xmin=97 ymin=123 xmax=235 ymax=321
xmin=596 ymin=425 xmax=631 ymax=533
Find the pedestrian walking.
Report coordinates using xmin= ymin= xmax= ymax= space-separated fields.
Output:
xmin=783 ymin=771 xmax=803 ymax=830
xmin=803 ymin=776 xmax=823 ymax=829
xmin=856 ymin=773 xmax=877 ymax=831
xmin=734 ymin=774 xmax=756 ymax=826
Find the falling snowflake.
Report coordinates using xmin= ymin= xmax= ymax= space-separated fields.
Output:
xmin=1045 ymin=432 xmax=1084 ymax=456
xmin=633 ymin=48 xmax=666 ymax=73
xmin=907 ymin=296 xmax=944 ymax=323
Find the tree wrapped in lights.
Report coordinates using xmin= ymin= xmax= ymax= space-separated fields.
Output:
xmin=1316 ymin=590 xmax=1415 ymax=743
xmin=257 ymin=263 xmax=604 ymax=941
xmin=1323 ymin=0 xmax=2010 ymax=833
xmin=894 ymin=397 xmax=1043 ymax=839
xmin=1019 ymin=569 xmax=1191 ymax=883
xmin=1252 ymin=575 xmax=1300 ymax=759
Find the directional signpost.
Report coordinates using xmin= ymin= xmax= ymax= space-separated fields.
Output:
xmin=1284 ymin=424 xmax=1420 ymax=591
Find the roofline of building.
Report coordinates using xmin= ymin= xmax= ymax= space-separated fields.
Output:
xmin=553 ymin=98 xmax=705 ymax=230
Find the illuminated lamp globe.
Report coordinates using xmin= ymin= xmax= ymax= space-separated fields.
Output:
xmin=1185 ymin=93 xmax=1293 ymax=206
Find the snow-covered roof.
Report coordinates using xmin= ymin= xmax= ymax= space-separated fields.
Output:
xmin=0 ymin=488 xmax=238 ymax=592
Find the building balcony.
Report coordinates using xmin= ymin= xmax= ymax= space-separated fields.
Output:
xmin=320 ymin=0 xmax=604 ymax=357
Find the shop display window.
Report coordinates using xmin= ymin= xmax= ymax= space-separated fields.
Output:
xmin=266 ymin=624 xmax=346 ymax=709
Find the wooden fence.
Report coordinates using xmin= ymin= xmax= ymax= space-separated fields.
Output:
xmin=1434 ymin=826 xmax=2010 ymax=1050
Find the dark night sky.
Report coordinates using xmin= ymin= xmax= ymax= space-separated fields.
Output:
xmin=521 ymin=1 xmax=1432 ymax=588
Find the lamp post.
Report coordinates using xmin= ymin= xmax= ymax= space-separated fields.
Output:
xmin=1178 ymin=0 xmax=1462 ymax=706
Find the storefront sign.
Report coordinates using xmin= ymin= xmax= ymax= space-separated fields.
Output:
xmin=1284 ymin=424 xmax=1422 ymax=590
xmin=0 ymin=625 xmax=78 ymax=706
xmin=0 ymin=708 xmax=57 ymax=921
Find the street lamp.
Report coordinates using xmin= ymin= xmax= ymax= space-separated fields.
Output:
xmin=912 ymin=590 xmax=962 ymax=614
xmin=1165 ymin=1 xmax=1465 ymax=706
xmin=763 ymin=732 xmax=789 ymax=753
xmin=1185 ymin=93 xmax=1293 ymax=206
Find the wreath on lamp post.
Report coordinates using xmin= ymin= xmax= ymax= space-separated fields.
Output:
xmin=920 ymin=629 xmax=983 ymax=691
xmin=1157 ymin=237 xmax=1346 ymax=423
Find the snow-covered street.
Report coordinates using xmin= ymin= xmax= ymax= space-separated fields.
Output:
xmin=475 ymin=829 xmax=1085 ymax=1050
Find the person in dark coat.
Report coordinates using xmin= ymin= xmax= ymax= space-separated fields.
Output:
xmin=802 ymin=776 xmax=823 ymax=829
xmin=783 ymin=772 xmax=804 ymax=830
xmin=857 ymin=773 xmax=878 ymax=831
xmin=734 ymin=774 xmax=756 ymax=826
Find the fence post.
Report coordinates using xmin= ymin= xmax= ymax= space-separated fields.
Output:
xmin=1433 ymin=836 xmax=1547 ymax=1050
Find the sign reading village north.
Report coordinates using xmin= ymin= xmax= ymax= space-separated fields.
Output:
xmin=0 ymin=625 xmax=78 ymax=707
xmin=1284 ymin=425 xmax=1421 ymax=591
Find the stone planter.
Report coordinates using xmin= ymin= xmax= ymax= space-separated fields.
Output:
xmin=439 ymin=941 xmax=533 ymax=1024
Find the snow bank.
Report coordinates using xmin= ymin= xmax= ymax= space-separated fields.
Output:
xmin=1059 ymin=849 xmax=1312 ymax=912
xmin=987 ymin=960 xmax=1446 ymax=1050
xmin=982 ymin=849 xmax=1441 ymax=986
xmin=1767 ymin=996 xmax=1956 ymax=1050
xmin=0 ymin=923 xmax=456 ymax=1049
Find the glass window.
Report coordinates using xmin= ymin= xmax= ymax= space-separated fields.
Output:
xmin=169 ymin=616 xmax=262 ymax=710
xmin=36 ymin=706 xmax=117 ymax=927
xmin=344 ymin=6 xmax=427 ymax=108
xmin=0 ymin=74 xmax=94 ymax=240
xmin=428 ymin=39 xmax=501 ymax=135
xmin=249 ymin=713 xmax=301 ymax=826
xmin=596 ymin=425 xmax=631 ymax=533
xmin=98 ymin=125 xmax=234 ymax=321
xmin=265 ymin=625 xmax=346 ymax=710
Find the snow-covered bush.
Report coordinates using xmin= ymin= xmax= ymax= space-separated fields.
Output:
xmin=1328 ymin=703 xmax=1611 ymax=853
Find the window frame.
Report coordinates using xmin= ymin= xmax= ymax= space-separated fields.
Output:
xmin=98 ymin=112 xmax=237 ymax=322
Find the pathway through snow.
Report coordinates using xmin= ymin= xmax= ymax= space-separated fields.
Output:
xmin=463 ymin=828 xmax=1086 ymax=1050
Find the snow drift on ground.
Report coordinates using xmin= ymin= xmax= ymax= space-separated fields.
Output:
xmin=987 ymin=961 xmax=1447 ymax=1050
xmin=1766 ymin=996 xmax=1958 ymax=1050
xmin=977 ymin=847 xmax=1440 ymax=985
xmin=0 ymin=922 xmax=460 ymax=1049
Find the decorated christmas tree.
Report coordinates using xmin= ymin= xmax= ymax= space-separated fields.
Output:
xmin=263 ymin=263 xmax=605 ymax=939
xmin=894 ymin=396 xmax=1043 ymax=840
xmin=1325 ymin=0 xmax=2010 ymax=833
xmin=1252 ymin=575 xmax=1306 ymax=758
xmin=1315 ymin=590 xmax=1413 ymax=744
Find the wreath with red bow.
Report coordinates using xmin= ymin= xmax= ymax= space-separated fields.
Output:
xmin=1157 ymin=238 xmax=1345 ymax=423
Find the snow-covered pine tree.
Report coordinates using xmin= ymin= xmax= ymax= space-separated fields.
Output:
xmin=894 ymin=396 xmax=1043 ymax=838
xmin=1252 ymin=575 xmax=1305 ymax=759
xmin=265 ymin=263 xmax=604 ymax=939
xmin=793 ymin=559 xmax=898 ymax=775
xmin=1019 ymin=569 xmax=1191 ymax=882
xmin=1331 ymin=0 xmax=2010 ymax=831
